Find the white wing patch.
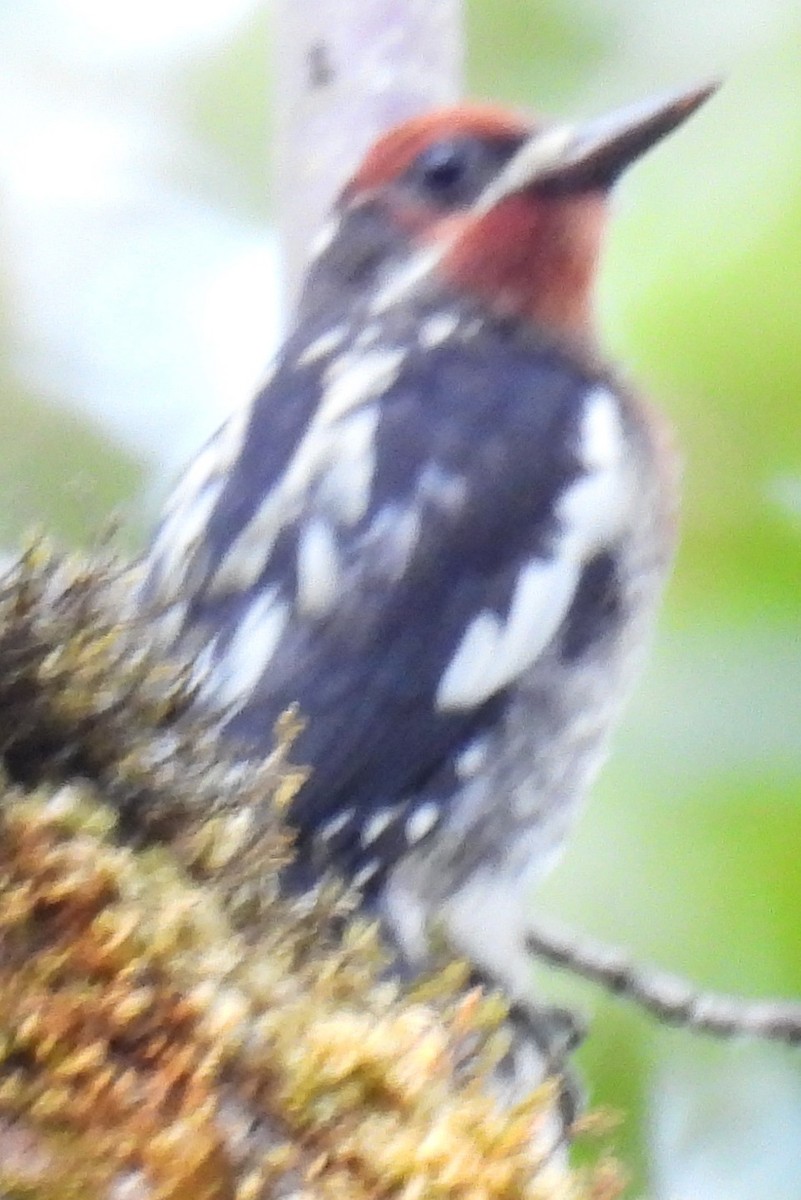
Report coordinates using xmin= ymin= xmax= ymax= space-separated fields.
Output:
xmin=149 ymin=480 xmax=222 ymax=602
xmin=436 ymin=557 xmax=582 ymax=710
xmin=579 ymin=386 xmax=624 ymax=472
xmin=361 ymin=807 xmax=396 ymax=846
xmin=560 ymin=386 xmax=629 ymax=554
xmin=419 ymin=311 xmax=460 ymax=349
xmin=320 ymin=347 xmax=404 ymax=424
xmin=210 ymin=588 xmax=289 ymax=705
xmin=208 ymin=348 xmax=401 ymax=599
xmin=296 ymin=517 xmax=341 ymax=618
xmin=297 ymin=326 xmax=346 ymax=366
xmin=315 ymin=408 xmax=379 ymax=525
xmin=405 ymin=802 xmax=440 ymax=844
xmin=437 ymin=387 xmax=629 ymax=712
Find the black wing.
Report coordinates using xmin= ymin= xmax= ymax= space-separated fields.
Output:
xmin=148 ymin=316 xmax=609 ymax=880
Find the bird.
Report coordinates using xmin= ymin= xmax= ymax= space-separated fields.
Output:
xmin=142 ymin=83 xmax=715 ymax=1093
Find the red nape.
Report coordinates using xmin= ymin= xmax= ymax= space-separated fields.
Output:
xmin=344 ymin=105 xmax=531 ymax=197
xmin=438 ymin=190 xmax=607 ymax=340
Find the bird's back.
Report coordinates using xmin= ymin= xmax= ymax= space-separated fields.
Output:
xmin=144 ymin=300 xmax=675 ymax=941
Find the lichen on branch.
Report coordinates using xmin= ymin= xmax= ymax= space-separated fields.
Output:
xmin=0 ymin=544 xmax=619 ymax=1200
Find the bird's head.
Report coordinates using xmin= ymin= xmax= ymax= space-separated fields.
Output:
xmin=301 ymin=84 xmax=716 ymax=343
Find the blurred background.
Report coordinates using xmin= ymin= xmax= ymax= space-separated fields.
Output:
xmin=0 ymin=1 xmax=799 ymax=1195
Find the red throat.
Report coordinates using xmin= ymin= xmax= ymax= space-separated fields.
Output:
xmin=436 ymin=191 xmax=608 ymax=342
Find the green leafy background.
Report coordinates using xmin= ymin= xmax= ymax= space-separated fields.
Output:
xmin=1 ymin=2 xmax=799 ymax=1194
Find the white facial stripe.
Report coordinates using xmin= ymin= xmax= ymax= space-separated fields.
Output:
xmin=475 ymin=125 xmax=574 ymax=213
xmin=211 ymin=589 xmax=288 ymax=705
xmin=296 ymin=517 xmax=341 ymax=619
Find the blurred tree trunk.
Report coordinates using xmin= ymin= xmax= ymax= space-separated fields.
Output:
xmin=274 ymin=0 xmax=464 ymax=310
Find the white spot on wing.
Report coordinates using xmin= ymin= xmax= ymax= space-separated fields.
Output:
xmin=296 ymin=517 xmax=340 ymax=618
xmin=319 ymin=808 xmax=354 ymax=842
xmin=438 ymin=384 xmax=630 ymax=712
xmin=557 ymin=385 xmax=628 ymax=553
xmin=580 ymin=387 xmax=623 ymax=471
xmin=364 ymin=503 xmax=421 ymax=581
xmin=419 ymin=312 xmax=459 ymax=348
xmin=354 ymin=323 xmax=380 ymax=350
xmin=492 ymin=556 xmax=581 ymax=688
xmin=207 ymin=491 xmax=285 ymax=596
xmin=320 ymin=347 xmax=404 ymax=424
xmin=455 ymin=736 xmax=490 ymax=781
xmin=437 ymin=557 xmax=581 ymax=711
xmin=418 ymin=462 xmax=468 ymax=514
xmin=352 ymin=860 xmax=380 ymax=889
xmin=308 ymin=217 xmax=339 ymax=260
xmin=558 ymin=469 xmax=628 ymax=554
xmin=317 ymin=408 xmax=379 ymax=524
xmin=211 ymin=589 xmax=288 ymax=705
xmin=361 ymin=808 xmax=395 ymax=846
xmin=208 ymin=349 xmax=395 ymax=596
xmin=212 ymin=401 xmax=254 ymax=474
xmin=406 ymin=802 xmax=440 ymax=844
xmin=436 ymin=610 xmax=502 ymax=710
xmin=298 ymin=327 xmax=346 ymax=366
xmin=149 ymin=480 xmax=221 ymax=601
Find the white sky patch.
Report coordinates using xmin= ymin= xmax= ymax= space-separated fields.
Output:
xmin=0 ymin=0 xmax=277 ymax=488
xmin=49 ymin=0 xmax=260 ymax=59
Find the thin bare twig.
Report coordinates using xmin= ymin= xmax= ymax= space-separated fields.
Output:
xmin=526 ymin=919 xmax=801 ymax=1044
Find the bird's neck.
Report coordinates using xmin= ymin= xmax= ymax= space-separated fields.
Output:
xmin=438 ymin=191 xmax=607 ymax=344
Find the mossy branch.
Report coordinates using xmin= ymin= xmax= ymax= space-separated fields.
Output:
xmin=0 ymin=543 xmax=619 ymax=1200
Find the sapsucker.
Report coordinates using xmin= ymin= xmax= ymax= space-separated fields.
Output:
xmin=143 ymin=85 xmax=714 ymax=1091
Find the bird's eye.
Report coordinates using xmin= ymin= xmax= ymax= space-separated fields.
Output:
xmin=407 ymin=138 xmax=482 ymax=208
